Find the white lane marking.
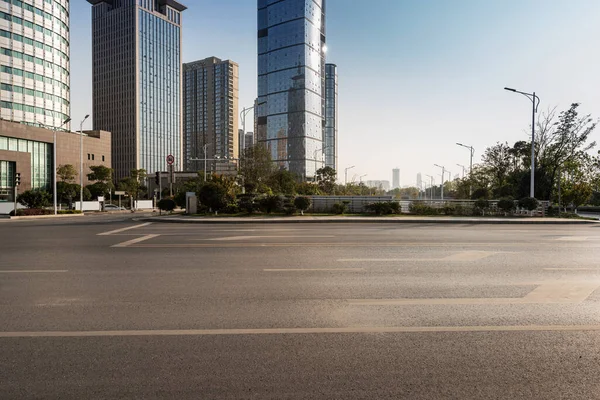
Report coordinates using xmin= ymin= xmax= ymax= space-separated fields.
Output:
xmin=111 ymin=234 xmax=160 ymax=248
xmin=556 ymin=236 xmax=589 ymax=241
xmin=0 ymin=270 xmax=68 ymax=273
xmin=200 ymin=235 xmax=335 ymax=241
xmin=338 ymin=251 xmax=501 ymax=263
xmin=263 ymin=268 xmax=364 ymax=272
xmin=98 ymin=223 xmax=153 ymax=236
xmin=3 ymin=325 xmax=600 ymax=338
xmin=347 ymin=281 xmax=600 ymax=306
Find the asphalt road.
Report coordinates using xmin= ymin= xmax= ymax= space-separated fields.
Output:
xmin=1 ymin=216 xmax=600 ymax=399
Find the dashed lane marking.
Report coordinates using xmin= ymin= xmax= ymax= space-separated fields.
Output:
xmin=111 ymin=234 xmax=160 ymax=248
xmin=98 ymin=223 xmax=153 ymax=236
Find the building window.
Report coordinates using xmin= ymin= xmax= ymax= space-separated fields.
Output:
xmin=102 ymin=155 xmax=105 ymax=162
xmin=92 ymin=154 xmax=95 ymax=161
xmin=88 ymin=154 xmax=90 ymax=160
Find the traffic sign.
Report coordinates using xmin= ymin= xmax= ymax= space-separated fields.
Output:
xmin=166 ymin=154 xmax=175 ymax=165
xmin=114 ymin=191 xmax=126 ymax=195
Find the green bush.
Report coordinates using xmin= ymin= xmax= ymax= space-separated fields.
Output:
xmin=409 ymin=203 xmax=439 ymax=215
xmin=365 ymin=201 xmax=401 ymax=215
xmin=157 ymin=198 xmax=176 ymax=212
xmin=238 ymin=194 xmax=257 ymax=214
xmin=58 ymin=210 xmax=82 ymax=215
xmin=259 ymin=195 xmax=283 ymax=214
xmin=442 ymin=204 xmax=456 ymax=215
xmin=294 ymin=196 xmax=312 ymax=215
xmin=518 ymin=197 xmax=539 ymax=211
xmin=331 ymin=202 xmax=348 ymax=215
xmin=9 ymin=208 xmax=52 ymax=216
xmin=497 ymin=198 xmax=516 ymax=214
xmin=17 ymin=190 xmax=51 ymax=209
xmin=282 ymin=196 xmax=296 ymax=215
xmin=474 ymin=199 xmax=490 ymax=215
xmin=222 ymin=203 xmax=240 ymax=214
xmin=174 ymin=191 xmax=187 ymax=209
xmin=198 ymin=182 xmax=228 ymax=212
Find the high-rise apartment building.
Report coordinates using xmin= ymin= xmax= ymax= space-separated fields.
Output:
xmin=88 ymin=0 xmax=185 ymax=180
xmin=256 ymin=0 xmax=326 ymax=179
xmin=416 ymin=173 xmax=422 ymax=189
xmin=245 ymin=132 xmax=254 ymax=149
xmin=0 ymin=0 xmax=70 ymax=130
xmin=392 ymin=168 xmax=400 ymax=189
xmin=324 ymin=63 xmax=337 ymax=171
xmin=183 ymin=57 xmax=238 ymax=172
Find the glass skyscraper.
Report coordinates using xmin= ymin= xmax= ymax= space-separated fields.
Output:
xmin=324 ymin=63 xmax=337 ymax=172
xmin=257 ymin=0 xmax=326 ymax=179
xmin=88 ymin=0 xmax=185 ymax=180
xmin=0 ymin=0 xmax=70 ymax=130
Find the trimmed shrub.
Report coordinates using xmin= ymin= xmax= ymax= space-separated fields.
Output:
xmin=17 ymin=190 xmax=51 ymax=209
xmin=519 ymin=197 xmax=539 ymax=211
xmin=365 ymin=201 xmax=401 ymax=215
xmin=157 ymin=198 xmax=176 ymax=212
xmin=238 ymin=194 xmax=257 ymax=214
xmin=9 ymin=208 xmax=52 ymax=216
xmin=442 ymin=204 xmax=456 ymax=215
xmin=294 ymin=196 xmax=312 ymax=215
xmin=221 ymin=203 xmax=240 ymax=214
xmin=331 ymin=202 xmax=348 ymax=215
xmin=282 ymin=196 xmax=296 ymax=215
xmin=58 ymin=210 xmax=82 ymax=215
xmin=198 ymin=182 xmax=228 ymax=212
xmin=259 ymin=195 xmax=283 ymax=214
xmin=474 ymin=199 xmax=490 ymax=215
xmin=409 ymin=203 xmax=439 ymax=215
xmin=497 ymin=198 xmax=516 ymax=214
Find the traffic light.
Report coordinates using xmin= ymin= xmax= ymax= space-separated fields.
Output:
xmin=14 ymin=173 xmax=20 ymax=187
xmin=155 ymin=171 xmax=160 ymax=185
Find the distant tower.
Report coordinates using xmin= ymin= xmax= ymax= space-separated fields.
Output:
xmin=392 ymin=168 xmax=400 ymax=189
xmin=417 ymin=173 xmax=422 ymax=189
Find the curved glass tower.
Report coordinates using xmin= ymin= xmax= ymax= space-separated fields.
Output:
xmin=0 ymin=0 xmax=70 ymax=130
xmin=257 ymin=0 xmax=326 ymax=179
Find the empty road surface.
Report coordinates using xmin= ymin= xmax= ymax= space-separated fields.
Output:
xmin=2 ymin=216 xmax=600 ymax=399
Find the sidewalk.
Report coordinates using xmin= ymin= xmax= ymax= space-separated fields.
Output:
xmin=140 ymin=214 xmax=599 ymax=225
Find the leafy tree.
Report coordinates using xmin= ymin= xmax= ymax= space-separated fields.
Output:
xmin=497 ymin=198 xmax=516 ymax=214
xmin=17 ymin=190 xmax=51 ymax=209
xmin=198 ymin=182 xmax=228 ymax=212
xmin=518 ymin=197 xmax=539 ymax=211
xmin=118 ymin=169 xmax=147 ymax=200
xmin=296 ymin=182 xmax=321 ymax=195
xmin=57 ymin=181 xmax=78 ymax=208
xmin=316 ymin=166 xmax=337 ymax=194
xmin=294 ymin=196 xmax=312 ymax=215
xmin=238 ymin=194 xmax=257 ymax=214
xmin=57 ymin=164 xmax=77 ymax=183
xmin=268 ymin=170 xmax=298 ymax=195
xmin=87 ymin=165 xmax=115 ymax=197
xmin=239 ymin=145 xmax=275 ymax=193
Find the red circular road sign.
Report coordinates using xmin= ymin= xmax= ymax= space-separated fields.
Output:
xmin=166 ymin=154 xmax=175 ymax=165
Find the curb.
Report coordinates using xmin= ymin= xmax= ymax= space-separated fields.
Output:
xmin=137 ymin=216 xmax=599 ymax=225
xmin=8 ymin=213 xmax=85 ymax=220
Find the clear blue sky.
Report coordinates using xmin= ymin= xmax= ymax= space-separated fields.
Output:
xmin=70 ymin=0 xmax=600 ymax=185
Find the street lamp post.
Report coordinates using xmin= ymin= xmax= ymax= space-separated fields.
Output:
xmin=344 ymin=165 xmax=355 ymax=185
xmin=457 ymin=164 xmax=466 ymax=179
xmin=456 ymin=143 xmax=474 ymax=197
xmin=359 ymin=174 xmax=367 ymax=183
xmin=240 ymin=101 xmax=267 ymax=152
xmin=504 ymin=87 xmax=540 ymax=198
xmin=42 ymin=117 xmax=71 ymax=215
xmin=434 ymin=164 xmax=446 ymax=200
xmin=79 ymin=114 xmax=89 ymax=214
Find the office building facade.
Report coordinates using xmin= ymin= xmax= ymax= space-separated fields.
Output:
xmin=392 ymin=168 xmax=400 ymax=189
xmin=183 ymin=57 xmax=238 ymax=172
xmin=0 ymin=0 xmax=70 ymax=130
xmin=88 ymin=0 xmax=185 ymax=180
xmin=324 ymin=63 xmax=337 ymax=171
xmin=257 ymin=0 xmax=326 ymax=179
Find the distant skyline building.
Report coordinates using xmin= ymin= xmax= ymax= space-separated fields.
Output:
xmin=366 ymin=180 xmax=391 ymax=192
xmin=245 ymin=132 xmax=254 ymax=149
xmin=392 ymin=168 xmax=400 ymax=189
xmin=183 ymin=57 xmax=239 ymax=172
xmin=417 ymin=172 xmax=422 ymax=189
xmin=256 ymin=0 xmax=327 ymax=179
xmin=0 ymin=0 xmax=71 ymax=130
xmin=88 ymin=0 xmax=186 ymax=180
xmin=324 ymin=63 xmax=338 ymax=171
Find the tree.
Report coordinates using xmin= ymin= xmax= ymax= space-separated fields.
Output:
xmin=198 ymin=182 xmax=228 ymax=212
xmin=57 ymin=164 xmax=77 ymax=183
xmin=87 ymin=165 xmax=115 ymax=197
xmin=294 ymin=196 xmax=312 ymax=215
xmin=119 ymin=169 xmax=147 ymax=200
xmin=259 ymin=195 xmax=283 ymax=214
xmin=239 ymin=145 xmax=275 ymax=193
xmin=268 ymin=170 xmax=298 ymax=195
xmin=296 ymin=182 xmax=321 ymax=195
xmin=17 ymin=190 xmax=51 ymax=209
xmin=157 ymin=198 xmax=176 ymax=213
xmin=57 ymin=181 xmax=78 ymax=208
xmin=315 ymin=166 xmax=336 ymax=194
